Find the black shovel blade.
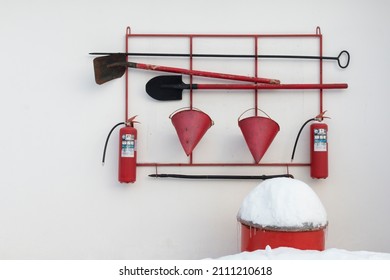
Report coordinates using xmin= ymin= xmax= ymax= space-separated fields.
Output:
xmin=145 ymin=75 xmax=188 ymax=101
xmin=93 ymin=54 xmax=127 ymax=85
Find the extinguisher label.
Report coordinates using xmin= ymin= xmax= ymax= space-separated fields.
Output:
xmin=121 ymin=134 xmax=136 ymax=157
xmin=313 ymin=128 xmax=327 ymax=152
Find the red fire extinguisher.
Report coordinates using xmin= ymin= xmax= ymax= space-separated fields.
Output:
xmin=291 ymin=111 xmax=329 ymax=179
xmin=102 ymin=116 xmax=138 ymax=183
xmin=310 ymin=121 xmax=328 ymax=179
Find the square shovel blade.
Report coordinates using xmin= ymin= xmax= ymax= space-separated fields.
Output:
xmin=93 ymin=54 xmax=127 ymax=85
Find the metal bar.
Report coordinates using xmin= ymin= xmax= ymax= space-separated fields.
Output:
xmin=91 ymin=50 xmax=349 ymax=68
xmin=193 ymin=83 xmax=347 ymax=90
xmin=318 ymin=27 xmax=324 ymax=114
xmin=254 ymin=37 xmax=259 ymax=116
xmin=91 ymin=52 xmax=335 ymax=60
xmin=148 ymin=173 xmax=294 ymax=180
xmin=137 ymin=162 xmax=310 ymax=167
xmin=126 ymin=33 xmax=321 ymax=39
xmin=125 ymin=27 xmax=130 ymax=121
xmin=189 ymin=35 xmax=194 ymax=110
xmin=189 ymin=35 xmax=194 ymax=164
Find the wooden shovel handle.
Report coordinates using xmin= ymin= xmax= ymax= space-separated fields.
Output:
xmin=110 ymin=61 xmax=280 ymax=84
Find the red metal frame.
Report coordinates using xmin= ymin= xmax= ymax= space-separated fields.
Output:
xmin=124 ymin=27 xmax=325 ymax=168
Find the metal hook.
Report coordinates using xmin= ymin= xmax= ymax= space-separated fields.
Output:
xmin=154 ymin=164 xmax=158 ymax=178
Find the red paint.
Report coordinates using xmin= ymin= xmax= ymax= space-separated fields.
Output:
xmin=310 ymin=122 xmax=328 ymax=179
xmin=125 ymin=27 xmax=334 ymax=170
xmin=196 ymin=83 xmax=347 ymax=90
xmin=170 ymin=109 xmax=213 ymax=156
xmin=238 ymin=114 xmax=280 ymax=163
xmin=241 ymin=224 xmax=326 ymax=251
xmin=118 ymin=125 xmax=137 ymax=183
xmin=131 ymin=62 xmax=280 ymax=85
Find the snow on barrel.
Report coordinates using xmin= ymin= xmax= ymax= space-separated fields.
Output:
xmin=237 ymin=177 xmax=327 ymax=230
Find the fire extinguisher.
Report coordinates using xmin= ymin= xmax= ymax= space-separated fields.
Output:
xmin=310 ymin=121 xmax=328 ymax=179
xmin=291 ymin=111 xmax=329 ymax=179
xmin=102 ymin=116 xmax=138 ymax=183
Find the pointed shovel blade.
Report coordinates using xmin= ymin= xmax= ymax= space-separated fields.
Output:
xmin=145 ymin=75 xmax=185 ymax=101
xmin=93 ymin=54 xmax=127 ymax=85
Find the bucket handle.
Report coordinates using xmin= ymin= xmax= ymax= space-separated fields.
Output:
xmin=169 ymin=107 xmax=214 ymax=126
xmin=238 ymin=108 xmax=274 ymax=122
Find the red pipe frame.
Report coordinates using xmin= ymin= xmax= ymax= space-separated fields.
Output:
xmin=125 ymin=27 xmax=326 ymax=168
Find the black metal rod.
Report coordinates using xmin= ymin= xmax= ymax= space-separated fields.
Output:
xmin=90 ymin=50 xmax=349 ymax=68
xmin=148 ymin=173 xmax=294 ymax=180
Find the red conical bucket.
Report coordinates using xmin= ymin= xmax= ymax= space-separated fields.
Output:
xmin=238 ymin=109 xmax=280 ymax=163
xmin=170 ymin=108 xmax=213 ymax=156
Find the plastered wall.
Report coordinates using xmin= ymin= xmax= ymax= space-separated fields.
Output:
xmin=0 ymin=0 xmax=389 ymax=259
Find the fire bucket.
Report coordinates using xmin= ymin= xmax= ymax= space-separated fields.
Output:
xmin=238 ymin=109 xmax=280 ymax=163
xmin=170 ymin=107 xmax=213 ymax=156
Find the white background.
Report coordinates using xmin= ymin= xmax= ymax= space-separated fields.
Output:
xmin=0 ymin=0 xmax=389 ymax=259
xmin=1 ymin=260 xmax=388 ymax=280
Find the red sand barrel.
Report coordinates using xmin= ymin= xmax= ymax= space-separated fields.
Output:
xmin=240 ymin=223 xmax=326 ymax=251
xmin=238 ymin=109 xmax=280 ymax=163
xmin=237 ymin=178 xmax=328 ymax=252
xmin=170 ymin=108 xmax=213 ymax=156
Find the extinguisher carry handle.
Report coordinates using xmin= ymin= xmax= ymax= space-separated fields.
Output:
xmin=126 ymin=115 xmax=138 ymax=126
xmin=315 ymin=111 xmax=331 ymax=121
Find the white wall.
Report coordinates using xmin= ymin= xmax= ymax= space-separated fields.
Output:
xmin=0 ymin=0 xmax=389 ymax=259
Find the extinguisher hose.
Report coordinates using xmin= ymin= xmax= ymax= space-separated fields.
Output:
xmin=102 ymin=122 xmax=125 ymax=165
xmin=291 ymin=118 xmax=315 ymax=161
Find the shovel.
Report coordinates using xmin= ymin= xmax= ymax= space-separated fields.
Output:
xmin=146 ymin=75 xmax=348 ymax=101
xmin=93 ymin=54 xmax=280 ymax=85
